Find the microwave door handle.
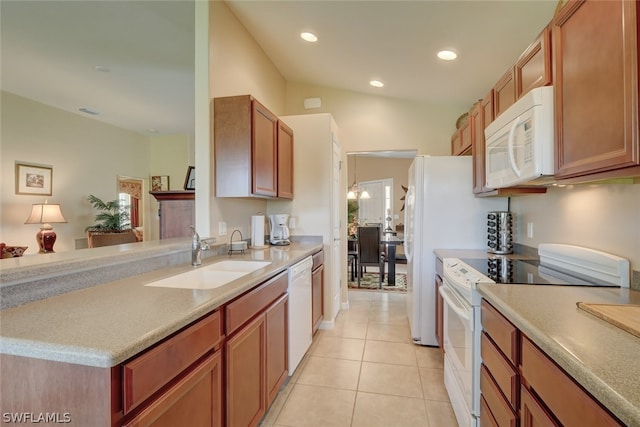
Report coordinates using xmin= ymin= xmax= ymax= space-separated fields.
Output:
xmin=507 ymin=117 xmax=522 ymax=177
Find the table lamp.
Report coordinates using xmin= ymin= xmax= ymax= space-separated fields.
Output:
xmin=24 ymin=202 xmax=67 ymax=253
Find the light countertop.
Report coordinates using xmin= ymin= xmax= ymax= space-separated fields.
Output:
xmin=0 ymin=242 xmax=322 ymax=368
xmin=478 ymin=284 xmax=640 ymax=426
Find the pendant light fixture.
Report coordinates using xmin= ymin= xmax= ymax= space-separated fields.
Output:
xmin=347 ymin=154 xmax=371 ymax=200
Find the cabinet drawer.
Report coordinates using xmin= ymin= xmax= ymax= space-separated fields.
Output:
xmin=481 ymin=300 xmax=519 ymax=365
xmin=123 ymin=350 xmax=222 ymax=427
xmin=481 ymin=332 xmax=518 ymax=408
xmin=480 ymin=364 xmax=517 ymax=427
xmin=226 ymin=271 xmax=288 ymax=335
xmin=521 ymin=336 xmax=622 ymax=426
xmin=480 ymin=395 xmax=499 ymax=427
xmin=312 ymin=250 xmax=324 ymax=270
xmin=520 ymin=383 xmax=559 ymax=427
xmin=123 ymin=310 xmax=222 ymax=414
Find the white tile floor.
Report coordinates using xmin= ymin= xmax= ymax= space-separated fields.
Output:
xmin=260 ymin=285 xmax=457 ymax=427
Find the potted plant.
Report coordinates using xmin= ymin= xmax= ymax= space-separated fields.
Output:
xmin=347 ymin=200 xmax=359 ymax=239
xmin=85 ymin=195 xmax=135 ymax=247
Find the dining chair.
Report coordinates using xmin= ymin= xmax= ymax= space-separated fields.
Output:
xmin=356 ymin=225 xmax=386 ymax=288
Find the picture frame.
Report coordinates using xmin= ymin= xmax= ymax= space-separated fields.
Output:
xmin=15 ymin=162 xmax=53 ymax=196
xmin=151 ymin=175 xmax=170 ymax=192
xmin=184 ymin=166 xmax=195 ymax=190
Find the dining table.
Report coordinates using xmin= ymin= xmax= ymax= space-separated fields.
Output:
xmin=380 ymin=234 xmax=404 ymax=285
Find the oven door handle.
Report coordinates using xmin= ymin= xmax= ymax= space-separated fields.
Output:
xmin=439 ymin=286 xmax=472 ymax=322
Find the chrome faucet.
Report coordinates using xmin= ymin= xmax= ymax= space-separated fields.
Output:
xmin=190 ymin=226 xmax=201 ymax=266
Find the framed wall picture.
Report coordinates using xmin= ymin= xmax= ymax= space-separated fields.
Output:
xmin=151 ymin=175 xmax=170 ymax=191
xmin=184 ymin=166 xmax=195 ymax=190
xmin=15 ymin=162 xmax=53 ymax=195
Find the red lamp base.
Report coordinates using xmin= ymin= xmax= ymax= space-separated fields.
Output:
xmin=36 ymin=227 xmax=57 ymax=253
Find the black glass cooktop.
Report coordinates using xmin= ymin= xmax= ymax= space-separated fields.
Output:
xmin=458 ymin=257 xmax=614 ymax=286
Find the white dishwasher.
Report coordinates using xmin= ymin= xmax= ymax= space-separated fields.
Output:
xmin=287 ymin=256 xmax=313 ymax=375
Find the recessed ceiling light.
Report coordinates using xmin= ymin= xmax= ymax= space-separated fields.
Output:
xmin=146 ymin=128 xmax=159 ymax=133
xmin=369 ymin=80 xmax=384 ymax=88
xmin=437 ymin=50 xmax=458 ymax=61
xmin=79 ymin=107 xmax=100 ymax=115
xmin=300 ymin=32 xmax=318 ymax=42
xmin=94 ymin=65 xmax=110 ymax=72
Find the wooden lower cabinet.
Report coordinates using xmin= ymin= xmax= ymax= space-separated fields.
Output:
xmin=435 ymin=273 xmax=443 ymax=351
xmin=226 ymin=314 xmax=267 ymax=427
xmin=123 ymin=351 xmax=222 ymax=427
xmin=520 ymin=384 xmax=559 ymax=427
xmin=0 ymin=270 xmax=294 ymax=427
xmin=226 ymin=284 xmax=288 ymax=427
xmin=481 ymin=300 xmax=624 ymax=427
xmin=521 ymin=336 xmax=622 ymax=427
xmin=265 ymin=294 xmax=289 ymax=406
xmin=312 ymin=264 xmax=324 ymax=334
xmin=311 ymin=250 xmax=324 ymax=335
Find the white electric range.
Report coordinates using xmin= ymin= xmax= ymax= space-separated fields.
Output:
xmin=439 ymin=244 xmax=630 ymax=427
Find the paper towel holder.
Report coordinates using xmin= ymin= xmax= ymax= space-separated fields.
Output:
xmin=250 ymin=214 xmax=269 ymax=249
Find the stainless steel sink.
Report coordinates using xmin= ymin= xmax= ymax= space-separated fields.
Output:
xmin=144 ymin=260 xmax=272 ymax=290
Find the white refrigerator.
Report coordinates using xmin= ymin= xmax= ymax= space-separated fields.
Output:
xmin=404 ymin=156 xmax=507 ymax=346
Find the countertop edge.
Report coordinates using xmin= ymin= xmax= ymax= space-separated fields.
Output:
xmin=0 ymin=242 xmax=323 ymax=368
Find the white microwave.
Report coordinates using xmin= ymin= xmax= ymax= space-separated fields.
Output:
xmin=485 ymin=86 xmax=555 ymax=188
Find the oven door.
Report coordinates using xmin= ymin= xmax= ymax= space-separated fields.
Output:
xmin=440 ymin=282 xmax=477 ymax=427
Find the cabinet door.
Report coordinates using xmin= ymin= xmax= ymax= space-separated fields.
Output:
xmin=252 ymin=100 xmax=278 ymax=197
xmin=265 ymin=294 xmax=288 ymax=407
xmin=553 ymin=0 xmax=639 ymax=178
xmin=123 ymin=351 xmax=222 ymax=427
xmin=494 ymin=68 xmax=516 ymax=119
xmin=520 ymin=385 xmax=559 ymax=427
xmin=277 ymin=120 xmax=294 ymax=199
xmin=226 ymin=315 xmax=266 ymax=427
xmin=480 ymin=364 xmax=517 ymax=427
xmin=450 ymin=128 xmax=462 ymax=155
xmin=521 ymin=336 xmax=622 ymax=426
xmin=474 ymin=91 xmax=494 ymax=194
xmin=435 ymin=274 xmax=443 ymax=350
xmin=460 ymin=115 xmax=472 ymax=155
xmin=471 ymin=101 xmax=483 ymax=193
xmin=312 ymin=265 xmax=324 ymax=334
xmin=159 ymin=200 xmax=194 ymax=239
xmin=515 ymin=26 xmax=552 ymax=98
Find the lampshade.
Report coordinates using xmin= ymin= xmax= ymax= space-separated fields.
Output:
xmin=25 ymin=203 xmax=67 ymax=225
xmin=25 ymin=203 xmax=67 ymax=254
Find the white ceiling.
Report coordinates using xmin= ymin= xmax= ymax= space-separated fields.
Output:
xmin=1 ymin=0 xmax=558 ymax=136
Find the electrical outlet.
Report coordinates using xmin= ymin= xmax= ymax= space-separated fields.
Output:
xmin=219 ymin=221 xmax=227 ymax=236
xmin=527 ymin=222 xmax=534 ymax=239
xmin=289 ymin=216 xmax=297 ymax=229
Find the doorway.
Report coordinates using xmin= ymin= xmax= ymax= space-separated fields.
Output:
xmin=357 ymin=178 xmax=393 ymax=228
xmin=117 ymin=176 xmax=146 ymax=241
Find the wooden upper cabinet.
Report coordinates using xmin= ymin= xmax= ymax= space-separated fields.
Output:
xmin=516 ymin=26 xmax=552 ymax=98
xmin=494 ymin=68 xmax=516 ymax=119
xmin=451 ymin=115 xmax=472 ymax=156
xmin=214 ymin=95 xmax=294 ymax=199
xmin=553 ymin=0 xmax=640 ymax=179
xmin=251 ymin=100 xmax=278 ymax=197
xmin=277 ymin=120 xmax=294 ymax=199
xmin=471 ymin=99 xmax=485 ymax=193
